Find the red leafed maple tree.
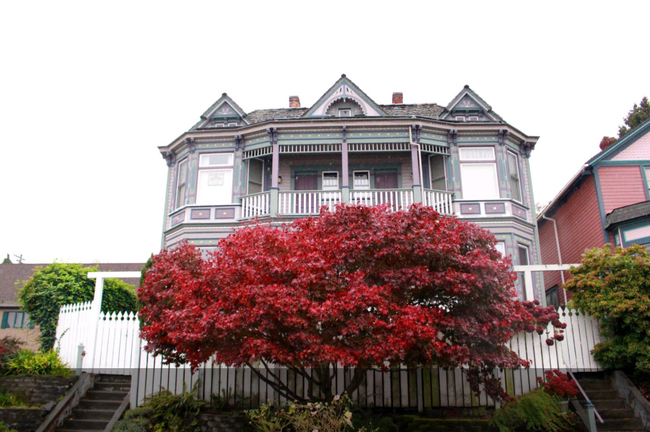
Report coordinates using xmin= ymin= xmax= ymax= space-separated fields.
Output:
xmin=138 ymin=204 xmax=564 ymax=402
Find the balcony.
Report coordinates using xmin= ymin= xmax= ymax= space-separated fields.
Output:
xmin=241 ymin=188 xmax=453 ymax=219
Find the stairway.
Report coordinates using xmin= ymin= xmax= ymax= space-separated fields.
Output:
xmin=576 ymin=373 xmax=645 ymax=431
xmin=57 ymin=374 xmax=130 ymax=432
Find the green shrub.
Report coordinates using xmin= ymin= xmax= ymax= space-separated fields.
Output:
xmin=113 ymin=407 xmax=151 ymax=432
xmin=17 ymin=262 xmax=139 ymax=351
xmin=564 ymin=245 xmax=650 ymax=374
xmin=246 ymin=395 xmax=377 ymax=432
xmin=143 ymin=386 xmax=204 ymax=432
xmin=0 ymin=337 xmax=24 ymax=371
xmin=3 ymin=349 xmax=71 ymax=377
xmin=490 ymin=389 xmax=571 ymax=432
xmin=0 ymin=391 xmax=28 ymax=408
xmin=0 ymin=422 xmax=19 ymax=432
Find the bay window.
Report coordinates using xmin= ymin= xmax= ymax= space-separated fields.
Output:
xmin=196 ymin=153 xmax=234 ymax=205
xmin=459 ymin=147 xmax=499 ymax=199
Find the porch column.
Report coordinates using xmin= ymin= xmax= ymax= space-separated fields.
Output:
xmin=410 ymin=125 xmax=423 ymax=204
xmin=269 ymin=128 xmax=279 ymax=216
xmin=341 ymin=129 xmax=349 ymax=204
xmin=410 ymin=144 xmax=423 ymax=204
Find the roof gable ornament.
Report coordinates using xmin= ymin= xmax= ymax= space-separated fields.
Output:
xmin=304 ymin=74 xmax=386 ymax=118
xmin=441 ymin=85 xmax=503 ymax=122
xmin=192 ymin=93 xmax=250 ymax=130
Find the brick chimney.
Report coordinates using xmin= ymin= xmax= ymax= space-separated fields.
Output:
xmin=289 ymin=96 xmax=301 ymax=108
xmin=392 ymin=92 xmax=403 ymax=104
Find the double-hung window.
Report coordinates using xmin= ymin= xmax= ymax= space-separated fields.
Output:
xmin=459 ymin=147 xmax=499 ymax=199
xmin=196 ymin=153 xmax=234 ymax=205
xmin=507 ymin=150 xmax=522 ymax=202
xmin=175 ymin=159 xmax=188 ymax=209
xmin=322 ymin=172 xmax=339 ymax=190
xmin=353 ymin=171 xmax=370 ymax=190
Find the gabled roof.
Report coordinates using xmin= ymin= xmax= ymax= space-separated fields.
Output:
xmin=440 ymin=85 xmax=503 ymax=122
xmin=539 ymin=117 xmax=650 ymax=221
xmin=191 ymin=93 xmax=250 ymax=130
xmin=0 ymin=263 xmax=145 ymax=307
xmin=303 ymin=74 xmax=386 ymax=117
xmin=605 ymin=200 xmax=650 ymax=229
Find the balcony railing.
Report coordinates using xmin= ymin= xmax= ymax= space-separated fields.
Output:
xmin=239 ymin=188 xmax=454 ymax=219
xmin=350 ymin=188 xmax=414 ymax=211
xmin=241 ymin=191 xmax=271 ymax=219
xmin=423 ymin=189 xmax=453 ymax=215
xmin=278 ymin=190 xmax=341 ymax=215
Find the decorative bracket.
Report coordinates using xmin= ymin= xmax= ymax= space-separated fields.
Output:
xmin=163 ymin=151 xmax=176 ymax=167
xmin=498 ymin=129 xmax=509 ymax=147
xmin=342 ymin=126 xmax=347 ymax=142
xmin=447 ymin=129 xmax=458 ymax=146
xmin=520 ymin=141 xmax=534 ymax=158
xmin=411 ymin=124 xmax=422 ymax=143
xmin=185 ymin=137 xmax=196 ymax=154
xmin=234 ymin=134 xmax=245 ymax=149
xmin=267 ymin=127 xmax=278 ymax=145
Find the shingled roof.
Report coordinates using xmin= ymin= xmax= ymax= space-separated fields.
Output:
xmin=0 ymin=263 xmax=145 ymax=307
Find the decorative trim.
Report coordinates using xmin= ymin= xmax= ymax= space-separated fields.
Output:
xmin=447 ymin=129 xmax=458 ymax=147
xmin=460 ymin=203 xmax=481 ymax=215
xmin=280 ymin=143 xmax=342 ymax=153
xmin=520 ymin=141 xmax=534 ymax=158
xmin=214 ymin=208 xmax=236 ymax=219
xmin=190 ymin=209 xmax=211 ymax=220
xmin=163 ymin=151 xmax=176 ymax=167
xmin=185 ymin=137 xmax=196 ymax=154
xmin=267 ymin=127 xmax=278 ymax=145
xmin=485 ymin=203 xmax=506 ymax=214
xmin=342 ymin=126 xmax=347 ymax=142
xmin=498 ymin=129 xmax=509 ymax=147
xmin=348 ymin=142 xmax=410 ymax=152
xmin=420 ymin=144 xmax=449 ymax=155
xmin=243 ymin=146 xmax=272 ymax=160
xmin=411 ymin=124 xmax=422 ymax=143
xmin=234 ymin=134 xmax=245 ymax=149
xmin=512 ymin=204 xmax=527 ymax=220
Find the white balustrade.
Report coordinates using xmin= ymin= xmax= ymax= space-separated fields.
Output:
xmin=350 ymin=189 xmax=414 ymax=211
xmin=241 ymin=192 xmax=270 ymax=218
xmin=278 ymin=190 xmax=341 ymax=215
xmin=423 ymin=189 xmax=454 ymax=215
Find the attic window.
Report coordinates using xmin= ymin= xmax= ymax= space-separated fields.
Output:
xmin=227 ymin=122 xmax=238 ymax=127
xmin=455 ymin=116 xmax=466 ymax=122
xmin=338 ymin=109 xmax=352 ymax=117
xmin=468 ymin=116 xmax=479 ymax=121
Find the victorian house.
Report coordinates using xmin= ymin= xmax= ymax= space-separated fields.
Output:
xmin=158 ymin=75 xmax=544 ymax=301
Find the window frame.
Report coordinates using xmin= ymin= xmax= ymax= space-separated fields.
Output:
xmin=196 ymin=152 xmax=235 ymax=205
xmin=338 ymin=108 xmax=352 ymax=118
xmin=459 ymin=147 xmax=500 ymax=200
xmin=507 ymin=150 xmax=523 ymax=203
xmin=1 ymin=311 xmax=33 ymax=329
xmin=322 ymin=171 xmax=340 ymax=190
xmin=353 ymin=170 xmax=371 ymax=190
xmin=174 ymin=158 xmax=188 ymax=210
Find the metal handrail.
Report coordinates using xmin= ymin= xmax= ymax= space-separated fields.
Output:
xmin=565 ymin=368 xmax=604 ymax=424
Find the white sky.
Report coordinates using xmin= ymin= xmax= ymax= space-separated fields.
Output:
xmin=1 ymin=1 xmax=649 ymax=264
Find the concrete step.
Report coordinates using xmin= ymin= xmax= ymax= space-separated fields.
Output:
xmin=84 ymin=389 xmax=128 ymax=400
xmin=591 ymin=398 xmax=628 ymax=410
xmin=59 ymin=418 xmax=109 ymax=430
xmin=71 ymin=408 xmax=115 ymax=420
xmin=578 ymin=389 xmax=620 ymax=400
xmin=95 ymin=374 xmax=131 ymax=383
xmin=93 ymin=381 xmax=131 ymax=392
xmin=78 ymin=399 xmax=122 ymax=410
xmin=599 ymin=408 xmax=638 ymax=419
xmin=579 ymin=378 xmax=614 ymax=390
xmin=596 ymin=417 xmax=645 ymax=430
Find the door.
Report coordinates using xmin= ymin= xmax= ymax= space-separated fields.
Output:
xmin=294 ymin=173 xmax=318 ymax=213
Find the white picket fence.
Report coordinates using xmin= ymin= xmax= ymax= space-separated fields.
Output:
xmin=55 ymin=304 xmax=604 ymax=410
